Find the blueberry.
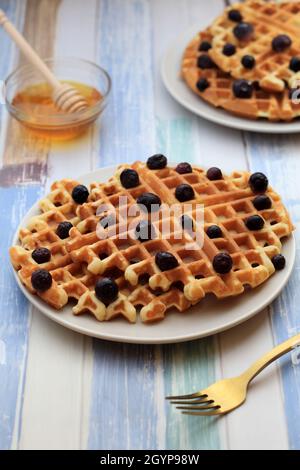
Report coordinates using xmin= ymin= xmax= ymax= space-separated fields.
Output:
xmin=56 ymin=221 xmax=73 ymax=239
xmin=272 ymin=34 xmax=292 ymax=52
xmin=32 ymin=247 xmax=51 ymax=264
xmin=197 ymin=54 xmax=215 ymax=69
xmin=155 ymin=252 xmax=179 ymax=271
xmin=241 ymin=54 xmax=256 ymax=69
xmin=245 ymin=215 xmax=264 ymax=230
xmin=206 ymin=167 xmax=223 ymax=180
xmin=181 ymin=215 xmax=194 ymax=231
xmin=228 ymin=9 xmax=243 ymax=22
xmin=233 ymin=22 xmax=254 ymax=41
xmin=175 ymin=162 xmax=193 ymax=174
xmin=120 ymin=168 xmax=140 ymax=188
xmin=175 ymin=184 xmax=195 ymax=202
xmin=137 ymin=192 xmax=161 ymax=212
xmin=232 ymin=79 xmax=253 ymax=98
xmin=135 ymin=220 xmax=155 ymax=242
xmin=196 ymin=77 xmax=210 ymax=92
xmin=249 ymin=172 xmax=268 ymax=193
xmin=252 ymin=195 xmax=272 ymax=210
xmin=31 ymin=269 xmax=52 ymax=292
xmin=95 ymin=278 xmax=119 ymax=305
xmin=72 ymin=185 xmax=89 ymax=204
xmin=271 ymin=254 xmax=286 ymax=271
xmin=206 ymin=225 xmax=223 ymax=239
xmin=213 ymin=253 xmax=233 ymax=274
xmin=147 ymin=154 xmax=167 ymax=169
xmin=223 ymin=43 xmax=236 ymax=56
xmin=199 ymin=41 xmax=212 ymax=52
xmin=289 ymin=57 xmax=300 ymax=72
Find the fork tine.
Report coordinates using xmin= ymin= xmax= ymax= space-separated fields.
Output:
xmin=165 ymin=392 xmax=206 ymax=400
xmin=181 ymin=408 xmax=222 ymax=416
xmin=176 ymin=404 xmax=219 ymax=411
xmin=171 ymin=398 xmax=213 ymax=405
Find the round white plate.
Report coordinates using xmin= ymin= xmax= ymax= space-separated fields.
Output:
xmin=161 ymin=24 xmax=300 ymax=134
xmin=12 ymin=166 xmax=295 ymax=344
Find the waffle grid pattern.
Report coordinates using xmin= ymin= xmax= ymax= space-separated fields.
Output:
xmin=181 ymin=30 xmax=300 ymax=121
xmin=10 ymin=162 xmax=293 ymax=323
xmin=209 ymin=1 xmax=300 ymax=92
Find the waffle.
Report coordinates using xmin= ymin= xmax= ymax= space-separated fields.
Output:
xmin=10 ymin=171 xmax=191 ymax=322
xmin=125 ymin=161 xmax=293 ymax=306
xmin=10 ymin=161 xmax=293 ymax=323
xmin=208 ymin=1 xmax=300 ymax=92
xmin=181 ymin=30 xmax=300 ymax=120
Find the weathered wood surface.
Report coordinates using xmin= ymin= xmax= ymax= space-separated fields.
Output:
xmin=0 ymin=0 xmax=299 ymax=450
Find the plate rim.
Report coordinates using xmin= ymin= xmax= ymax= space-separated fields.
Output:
xmin=11 ymin=165 xmax=296 ymax=344
xmin=161 ymin=24 xmax=300 ymax=134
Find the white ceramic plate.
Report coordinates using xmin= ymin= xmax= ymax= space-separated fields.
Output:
xmin=12 ymin=166 xmax=296 ymax=344
xmin=161 ymin=24 xmax=300 ymax=134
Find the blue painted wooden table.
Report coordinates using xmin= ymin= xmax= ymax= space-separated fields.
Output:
xmin=0 ymin=0 xmax=299 ymax=450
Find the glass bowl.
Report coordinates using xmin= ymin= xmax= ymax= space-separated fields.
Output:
xmin=5 ymin=57 xmax=111 ymax=139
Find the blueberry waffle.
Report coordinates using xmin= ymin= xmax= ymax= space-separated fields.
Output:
xmin=182 ymin=29 xmax=300 ymax=121
xmin=208 ymin=1 xmax=300 ymax=92
xmin=10 ymin=156 xmax=293 ymax=322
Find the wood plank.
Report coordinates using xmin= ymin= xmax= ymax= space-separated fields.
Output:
xmin=20 ymin=318 xmax=91 ymax=450
xmin=219 ymin=312 xmax=289 ymax=450
xmin=18 ymin=0 xmax=98 ymax=450
xmin=245 ymin=131 xmax=300 ymax=449
xmin=163 ymin=339 xmax=220 ymax=450
xmin=88 ymin=0 xmax=160 ymax=450
xmin=95 ymin=0 xmax=156 ymax=166
xmin=216 ymin=0 xmax=289 ymax=449
xmin=89 ymin=343 xmax=161 ymax=450
xmin=0 ymin=0 xmax=25 ymax=172
xmin=151 ymin=0 xmax=226 ymax=450
xmin=152 ymin=0 xmax=290 ymax=449
xmin=1 ymin=0 xmax=61 ymax=183
xmin=0 ymin=0 xmax=32 ymax=450
xmin=151 ymin=0 xmax=283 ymax=450
xmin=0 ymin=184 xmax=41 ymax=450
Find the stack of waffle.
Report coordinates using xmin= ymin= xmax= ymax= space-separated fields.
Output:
xmin=10 ymin=156 xmax=293 ymax=323
xmin=182 ymin=1 xmax=300 ymax=120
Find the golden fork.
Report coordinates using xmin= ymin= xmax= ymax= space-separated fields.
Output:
xmin=166 ymin=333 xmax=300 ymax=416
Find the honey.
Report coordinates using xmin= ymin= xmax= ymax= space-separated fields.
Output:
xmin=12 ymin=80 xmax=102 ymax=140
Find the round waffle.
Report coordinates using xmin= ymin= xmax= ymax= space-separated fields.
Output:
xmin=208 ymin=0 xmax=300 ymax=92
xmin=181 ymin=29 xmax=300 ymax=121
xmin=10 ymin=160 xmax=294 ymax=323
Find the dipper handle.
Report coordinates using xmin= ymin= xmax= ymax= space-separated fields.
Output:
xmin=0 ymin=9 xmax=61 ymax=90
xmin=0 ymin=9 xmax=88 ymax=113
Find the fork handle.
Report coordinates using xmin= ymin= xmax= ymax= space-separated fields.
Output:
xmin=242 ymin=333 xmax=300 ymax=384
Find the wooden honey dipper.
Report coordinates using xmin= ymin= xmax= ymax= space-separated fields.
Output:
xmin=0 ymin=9 xmax=88 ymax=113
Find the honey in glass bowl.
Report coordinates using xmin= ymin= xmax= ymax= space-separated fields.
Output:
xmin=5 ymin=58 xmax=111 ymax=141
xmin=11 ymin=80 xmax=102 ymax=139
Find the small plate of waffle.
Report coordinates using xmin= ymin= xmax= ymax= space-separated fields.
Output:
xmin=162 ymin=1 xmax=300 ymax=132
xmin=9 ymin=158 xmax=295 ymax=343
